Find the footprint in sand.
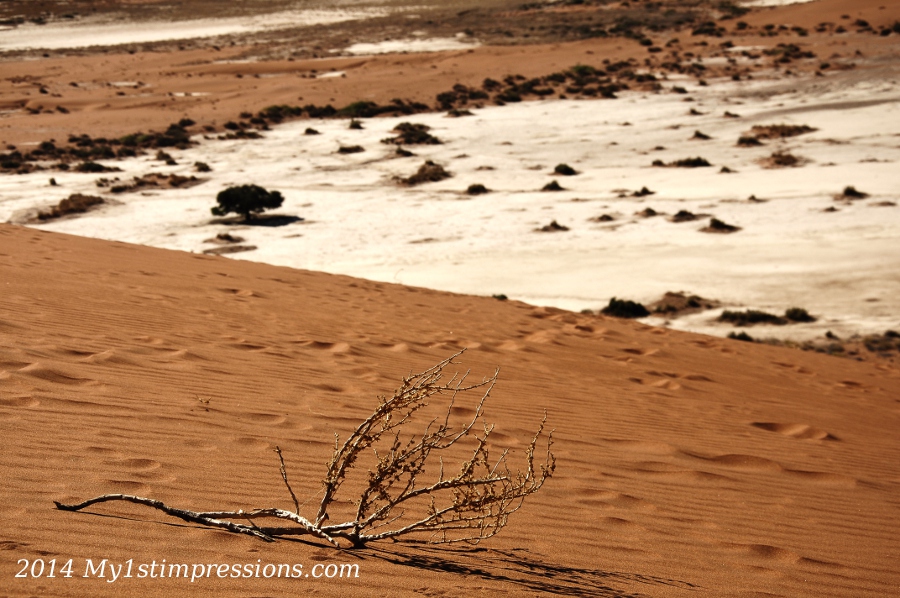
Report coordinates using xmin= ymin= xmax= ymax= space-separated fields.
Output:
xmin=0 ymin=395 xmax=40 ymax=408
xmin=751 ymin=422 xmax=838 ymax=441
xmin=105 ymin=458 xmax=161 ymax=471
xmin=241 ymin=413 xmax=287 ymax=425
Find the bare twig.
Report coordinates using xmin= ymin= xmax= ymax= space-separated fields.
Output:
xmin=54 ymin=351 xmax=555 ymax=548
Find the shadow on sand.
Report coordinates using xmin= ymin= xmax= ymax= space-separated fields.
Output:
xmin=357 ymin=544 xmax=699 ymax=597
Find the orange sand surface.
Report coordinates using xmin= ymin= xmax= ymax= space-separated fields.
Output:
xmin=1 ymin=223 xmax=899 ymax=596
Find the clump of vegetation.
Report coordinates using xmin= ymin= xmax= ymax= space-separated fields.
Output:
xmin=737 ymin=136 xmax=763 ymax=147
xmin=553 ymin=163 xmax=578 ymax=176
xmin=536 ymin=220 xmax=569 ymax=232
xmin=719 ymin=309 xmax=786 ymax=326
xmin=840 ymin=186 xmax=868 ymax=199
xmin=649 ymin=291 xmax=717 ymax=315
xmin=348 ymin=119 xmax=364 ymax=130
xmin=701 ymin=218 xmax=740 ymax=233
xmin=691 ymin=130 xmax=711 ymax=140
xmin=637 ymin=207 xmax=658 ymax=218
xmin=672 ymin=157 xmax=712 ymax=168
xmin=728 ymin=331 xmax=754 ymax=342
xmin=654 ymin=157 xmax=712 ymax=168
xmin=398 ymin=161 xmax=451 ymax=186
xmin=382 ymin=123 xmax=442 ymax=145
xmin=466 ymin=184 xmax=490 ymax=195
xmin=211 ymin=184 xmax=284 ymax=221
xmin=633 ymin=186 xmax=655 ymax=197
xmin=37 ymin=193 xmax=105 ymax=220
xmin=601 ymin=297 xmax=650 ymax=319
xmin=784 ymin=307 xmax=817 ymax=323
xmin=542 ymin=180 xmax=565 ymax=192
xmin=763 ymin=151 xmax=804 ymax=168
xmin=671 ymin=210 xmax=697 ymax=222
xmin=338 ymin=145 xmax=365 ymax=154
xmin=194 ymin=161 xmax=211 ymax=173
xmin=749 ymin=124 xmax=817 ymax=139
xmin=492 ymin=294 xmax=508 ymax=301
xmin=75 ymin=161 xmax=120 ymax=173
xmin=304 ymin=128 xmax=320 ymax=135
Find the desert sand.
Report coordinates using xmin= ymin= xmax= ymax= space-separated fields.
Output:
xmin=2 ymin=0 xmax=900 ymax=596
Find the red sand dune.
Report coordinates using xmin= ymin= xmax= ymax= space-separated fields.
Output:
xmin=1 ymin=223 xmax=898 ymax=596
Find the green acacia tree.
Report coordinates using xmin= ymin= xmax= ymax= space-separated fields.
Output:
xmin=212 ymin=184 xmax=284 ymax=221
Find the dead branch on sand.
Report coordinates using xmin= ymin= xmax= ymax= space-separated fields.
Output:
xmin=55 ymin=351 xmax=555 ymax=548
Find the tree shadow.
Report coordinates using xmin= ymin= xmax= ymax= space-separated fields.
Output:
xmin=209 ymin=214 xmax=304 ymax=227
xmin=359 ymin=544 xmax=699 ymax=597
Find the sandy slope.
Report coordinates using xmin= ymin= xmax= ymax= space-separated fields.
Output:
xmin=1 ymin=223 xmax=899 ymax=597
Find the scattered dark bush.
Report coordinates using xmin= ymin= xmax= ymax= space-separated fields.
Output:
xmin=466 ymin=184 xmax=490 ymax=195
xmin=671 ymin=157 xmax=712 ymax=167
xmin=304 ymin=128 xmax=320 ymax=135
xmin=542 ymin=180 xmax=564 ymax=192
xmin=382 ymin=123 xmax=442 ymax=145
xmin=537 ymin=220 xmax=569 ymax=232
xmin=211 ymin=184 xmax=284 ymax=221
xmin=338 ymin=145 xmax=365 ymax=154
xmin=784 ymin=307 xmax=816 ymax=323
xmin=553 ymin=163 xmax=578 ymax=176
xmin=601 ymin=298 xmax=650 ymax=319
xmin=75 ymin=161 xmax=119 ymax=173
xmin=37 ymin=193 xmax=105 ymax=220
xmin=195 ymin=161 xmax=211 ymax=173
xmin=672 ymin=210 xmax=697 ymax=222
xmin=719 ymin=310 xmax=786 ymax=326
xmin=399 ymin=161 xmax=451 ymax=186
xmin=841 ymin=186 xmax=868 ymax=199
xmin=737 ymin=136 xmax=762 ymax=147
xmin=703 ymin=218 xmax=740 ymax=233
xmin=728 ymin=331 xmax=754 ymax=342
xmin=749 ymin=124 xmax=816 ymax=139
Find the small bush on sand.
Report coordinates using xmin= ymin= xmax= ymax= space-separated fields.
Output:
xmin=466 ymin=183 xmax=490 ymax=195
xmin=382 ymin=123 xmax=442 ymax=145
xmin=536 ymin=220 xmax=569 ymax=232
xmin=601 ymin=297 xmax=650 ymax=318
xmin=764 ymin=151 xmax=803 ymax=168
xmin=212 ymin=184 xmax=284 ymax=221
xmin=671 ymin=157 xmax=712 ymax=167
xmin=719 ymin=310 xmax=786 ymax=326
xmin=728 ymin=331 xmax=754 ymax=342
xmin=37 ymin=193 xmax=105 ymax=220
xmin=702 ymin=218 xmax=740 ymax=233
xmin=737 ymin=136 xmax=763 ymax=147
xmin=399 ymin=161 xmax=451 ymax=186
xmin=841 ymin=186 xmax=868 ymax=199
xmin=338 ymin=145 xmax=365 ymax=154
xmin=194 ymin=161 xmax=211 ymax=173
xmin=785 ymin=307 xmax=816 ymax=322
xmin=749 ymin=124 xmax=816 ymax=139
xmin=553 ymin=163 xmax=578 ymax=176
xmin=542 ymin=180 xmax=564 ymax=192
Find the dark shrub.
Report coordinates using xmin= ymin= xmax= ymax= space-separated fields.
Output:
xmin=719 ymin=310 xmax=786 ymax=325
xmin=727 ymin=331 xmax=754 ymax=342
xmin=195 ymin=161 xmax=211 ymax=173
xmin=601 ymin=297 xmax=650 ymax=319
xmin=554 ymin=163 xmax=578 ymax=176
xmin=38 ymin=193 xmax=105 ymax=220
xmin=304 ymin=127 xmax=320 ymax=135
xmin=841 ymin=186 xmax=868 ymax=199
xmin=542 ymin=180 xmax=564 ymax=192
xmin=671 ymin=157 xmax=712 ymax=167
xmin=785 ymin=307 xmax=816 ymax=322
xmin=212 ymin=184 xmax=284 ymax=221
xmin=382 ymin=123 xmax=442 ymax=145
xmin=399 ymin=161 xmax=451 ymax=186
xmin=338 ymin=145 xmax=365 ymax=154
xmin=466 ymin=184 xmax=489 ymax=195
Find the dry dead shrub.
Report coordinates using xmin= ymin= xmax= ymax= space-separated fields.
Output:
xmin=55 ymin=352 xmax=554 ymax=548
